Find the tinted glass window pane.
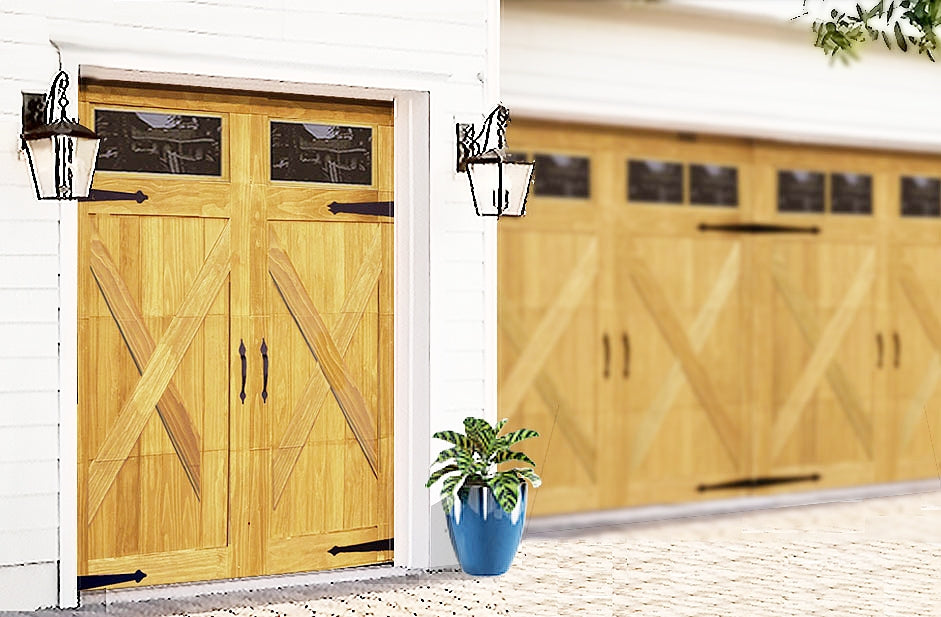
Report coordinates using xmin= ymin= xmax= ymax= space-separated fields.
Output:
xmin=533 ymin=154 xmax=590 ymax=198
xmin=778 ymin=170 xmax=824 ymax=213
xmin=628 ymin=159 xmax=683 ymax=203
xmin=831 ymin=173 xmax=872 ymax=215
xmin=95 ymin=110 xmax=222 ymax=176
xmin=901 ymin=176 xmax=941 ymax=217
xmin=690 ymin=164 xmax=737 ymax=207
xmin=271 ymin=122 xmax=372 ymax=185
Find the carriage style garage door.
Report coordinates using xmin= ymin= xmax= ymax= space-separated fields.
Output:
xmin=501 ymin=119 xmax=941 ymax=517
xmin=77 ymin=83 xmax=393 ymax=587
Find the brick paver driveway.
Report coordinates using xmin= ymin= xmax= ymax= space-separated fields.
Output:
xmin=33 ymin=491 xmax=941 ymax=617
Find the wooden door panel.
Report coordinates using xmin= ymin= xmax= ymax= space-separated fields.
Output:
xmin=619 ymin=236 xmax=747 ymax=504
xmin=757 ymin=239 xmax=876 ymax=488
xmin=890 ymin=245 xmax=941 ymax=480
xmin=79 ymin=212 xmax=231 ymax=584
xmin=263 ymin=220 xmax=391 ymax=572
xmin=498 ymin=228 xmax=600 ymax=515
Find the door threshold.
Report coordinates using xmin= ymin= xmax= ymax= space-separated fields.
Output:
xmin=524 ymin=478 xmax=941 ymax=538
xmin=81 ymin=561 xmax=425 ymax=608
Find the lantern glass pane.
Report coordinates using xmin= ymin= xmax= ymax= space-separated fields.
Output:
xmin=466 ymin=161 xmax=500 ymax=216
xmin=502 ymin=161 xmax=535 ymax=216
xmin=25 ymin=136 xmax=57 ymax=199
xmin=73 ymin=136 xmax=101 ymax=198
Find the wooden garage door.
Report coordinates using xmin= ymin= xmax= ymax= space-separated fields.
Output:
xmin=502 ymin=119 xmax=896 ymax=515
xmin=78 ymin=84 xmax=392 ymax=587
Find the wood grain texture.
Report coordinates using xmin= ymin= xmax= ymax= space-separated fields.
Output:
xmin=499 ymin=238 xmax=599 ymax=417
xmin=498 ymin=310 xmax=596 ymax=479
xmin=771 ymin=248 xmax=876 ymax=458
xmin=86 ymin=223 xmax=231 ymax=521
xmin=87 ymin=224 xmax=202 ymax=499
xmin=629 ymin=243 xmax=741 ymax=471
xmin=625 ymin=241 xmax=742 ymax=466
xmin=899 ymin=264 xmax=941 ymax=357
xmin=770 ymin=252 xmax=874 ymax=457
xmin=267 ymin=227 xmax=379 ymax=475
xmin=271 ymin=234 xmax=383 ymax=506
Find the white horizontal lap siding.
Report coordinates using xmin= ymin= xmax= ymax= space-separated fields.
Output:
xmin=502 ymin=1 xmax=941 ymax=152
xmin=0 ymin=0 xmax=498 ymax=607
xmin=0 ymin=3 xmax=62 ymax=610
xmin=49 ymin=1 xmax=487 ymax=83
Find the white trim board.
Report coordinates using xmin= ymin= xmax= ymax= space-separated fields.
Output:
xmin=524 ymin=479 xmax=941 ymax=538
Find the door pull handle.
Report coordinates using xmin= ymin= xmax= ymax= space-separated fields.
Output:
xmin=876 ymin=332 xmax=883 ymax=369
xmin=261 ymin=338 xmax=269 ymax=403
xmin=622 ymin=332 xmax=631 ymax=378
xmin=238 ymin=339 xmax=247 ymax=404
xmin=602 ymin=333 xmax=610 ymax=379
xmin=893 ymin=331 xmax=901 ymax=368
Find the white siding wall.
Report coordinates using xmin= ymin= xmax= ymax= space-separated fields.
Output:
xmin=0 ymin=0 xmax=499 ymax=609
xmin=0 ymin=5 xmax=65 ymax=611
xmin=503 ymin=0 xmax=941 ymax=153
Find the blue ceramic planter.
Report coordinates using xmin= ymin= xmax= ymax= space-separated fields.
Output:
xmin=446 ymin=483 xmax=527 ymax=576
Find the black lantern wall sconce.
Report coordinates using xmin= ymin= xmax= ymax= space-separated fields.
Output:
xmin=21 ymin=70 xmax=100 ymax=201
xmin=456 ymin=104 xmax=535 ymax=217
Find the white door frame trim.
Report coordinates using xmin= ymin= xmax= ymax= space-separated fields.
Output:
xmin=54 ymin=55 xmax=434 ymax=607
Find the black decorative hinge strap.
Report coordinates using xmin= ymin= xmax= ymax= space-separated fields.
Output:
xmin=698 ymin=222 xmax=820 ymax=235
xmin=77 ymin=569 xmax=146 ymax=590
xmin=697 ymin=473 xmax=821 ymax=492
xmin=328 ymin=538 xmax=393 ymax=555
xmin=78 ymin=189 xmax=149 ymax=203
xmin=328 ymin=201 xmax=393 ymax=217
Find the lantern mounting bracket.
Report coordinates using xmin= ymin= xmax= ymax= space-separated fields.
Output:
xmin=456 ymin=104 xmax=510 ymax=172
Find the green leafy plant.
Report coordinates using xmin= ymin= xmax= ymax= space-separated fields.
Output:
xmin=802 ymin=0 xmax=941 ymax=62
xmin=426 ymin=417 xmax=542 ymax=514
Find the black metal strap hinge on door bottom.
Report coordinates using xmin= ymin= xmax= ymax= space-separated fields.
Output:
xmin=697 ymin=473 xmax=821 ymax=492
xmin=328 ymin=538 xmax=393 ymax=555
xmin=77 ymin=189 xmax=149 ymax=203
xmin=77 ymin=570 xmax=146 ymax=591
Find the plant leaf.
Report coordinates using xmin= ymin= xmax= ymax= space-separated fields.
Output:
xmin=895 ymin=21 xmax=909 ymax=50
xmin=492 ymin=450 xmax=537 ymax=467
xmin=426 ymin=464 xmax=459 ymax=487
xmin=463 ymin=417 xmax=495 ymax=453
xmin=441 ymin=473 xmax=463 ymax=513
xmin=516 ymin=467 xmax=542 ymax=488
xmin=454 ymin=448 xmax=479 ymax=474
xmin=498 ymin=428 xmax=540 ymax=448
xmin=432 ymin=430 xmax=472 ymax=449
xmin=487 ymin=473 xmax=520 ymax=514
xmin=433 ymin=447 xmax=460 ymax=465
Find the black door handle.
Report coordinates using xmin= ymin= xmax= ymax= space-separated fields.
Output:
xmin=876 ymin=332 xmax=883 ymax=369
xmin=261 ymin=338 xmax=269 ymax=403
xmin=622 ymin=332 xmax=631 ymax=378
xmin=893 ymin=331 xmax=901 ymax=368
xmin=238 ymin=339 xmax=247 ymax=404
xmin=602 ymin=333 xmax=610 ymax=379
